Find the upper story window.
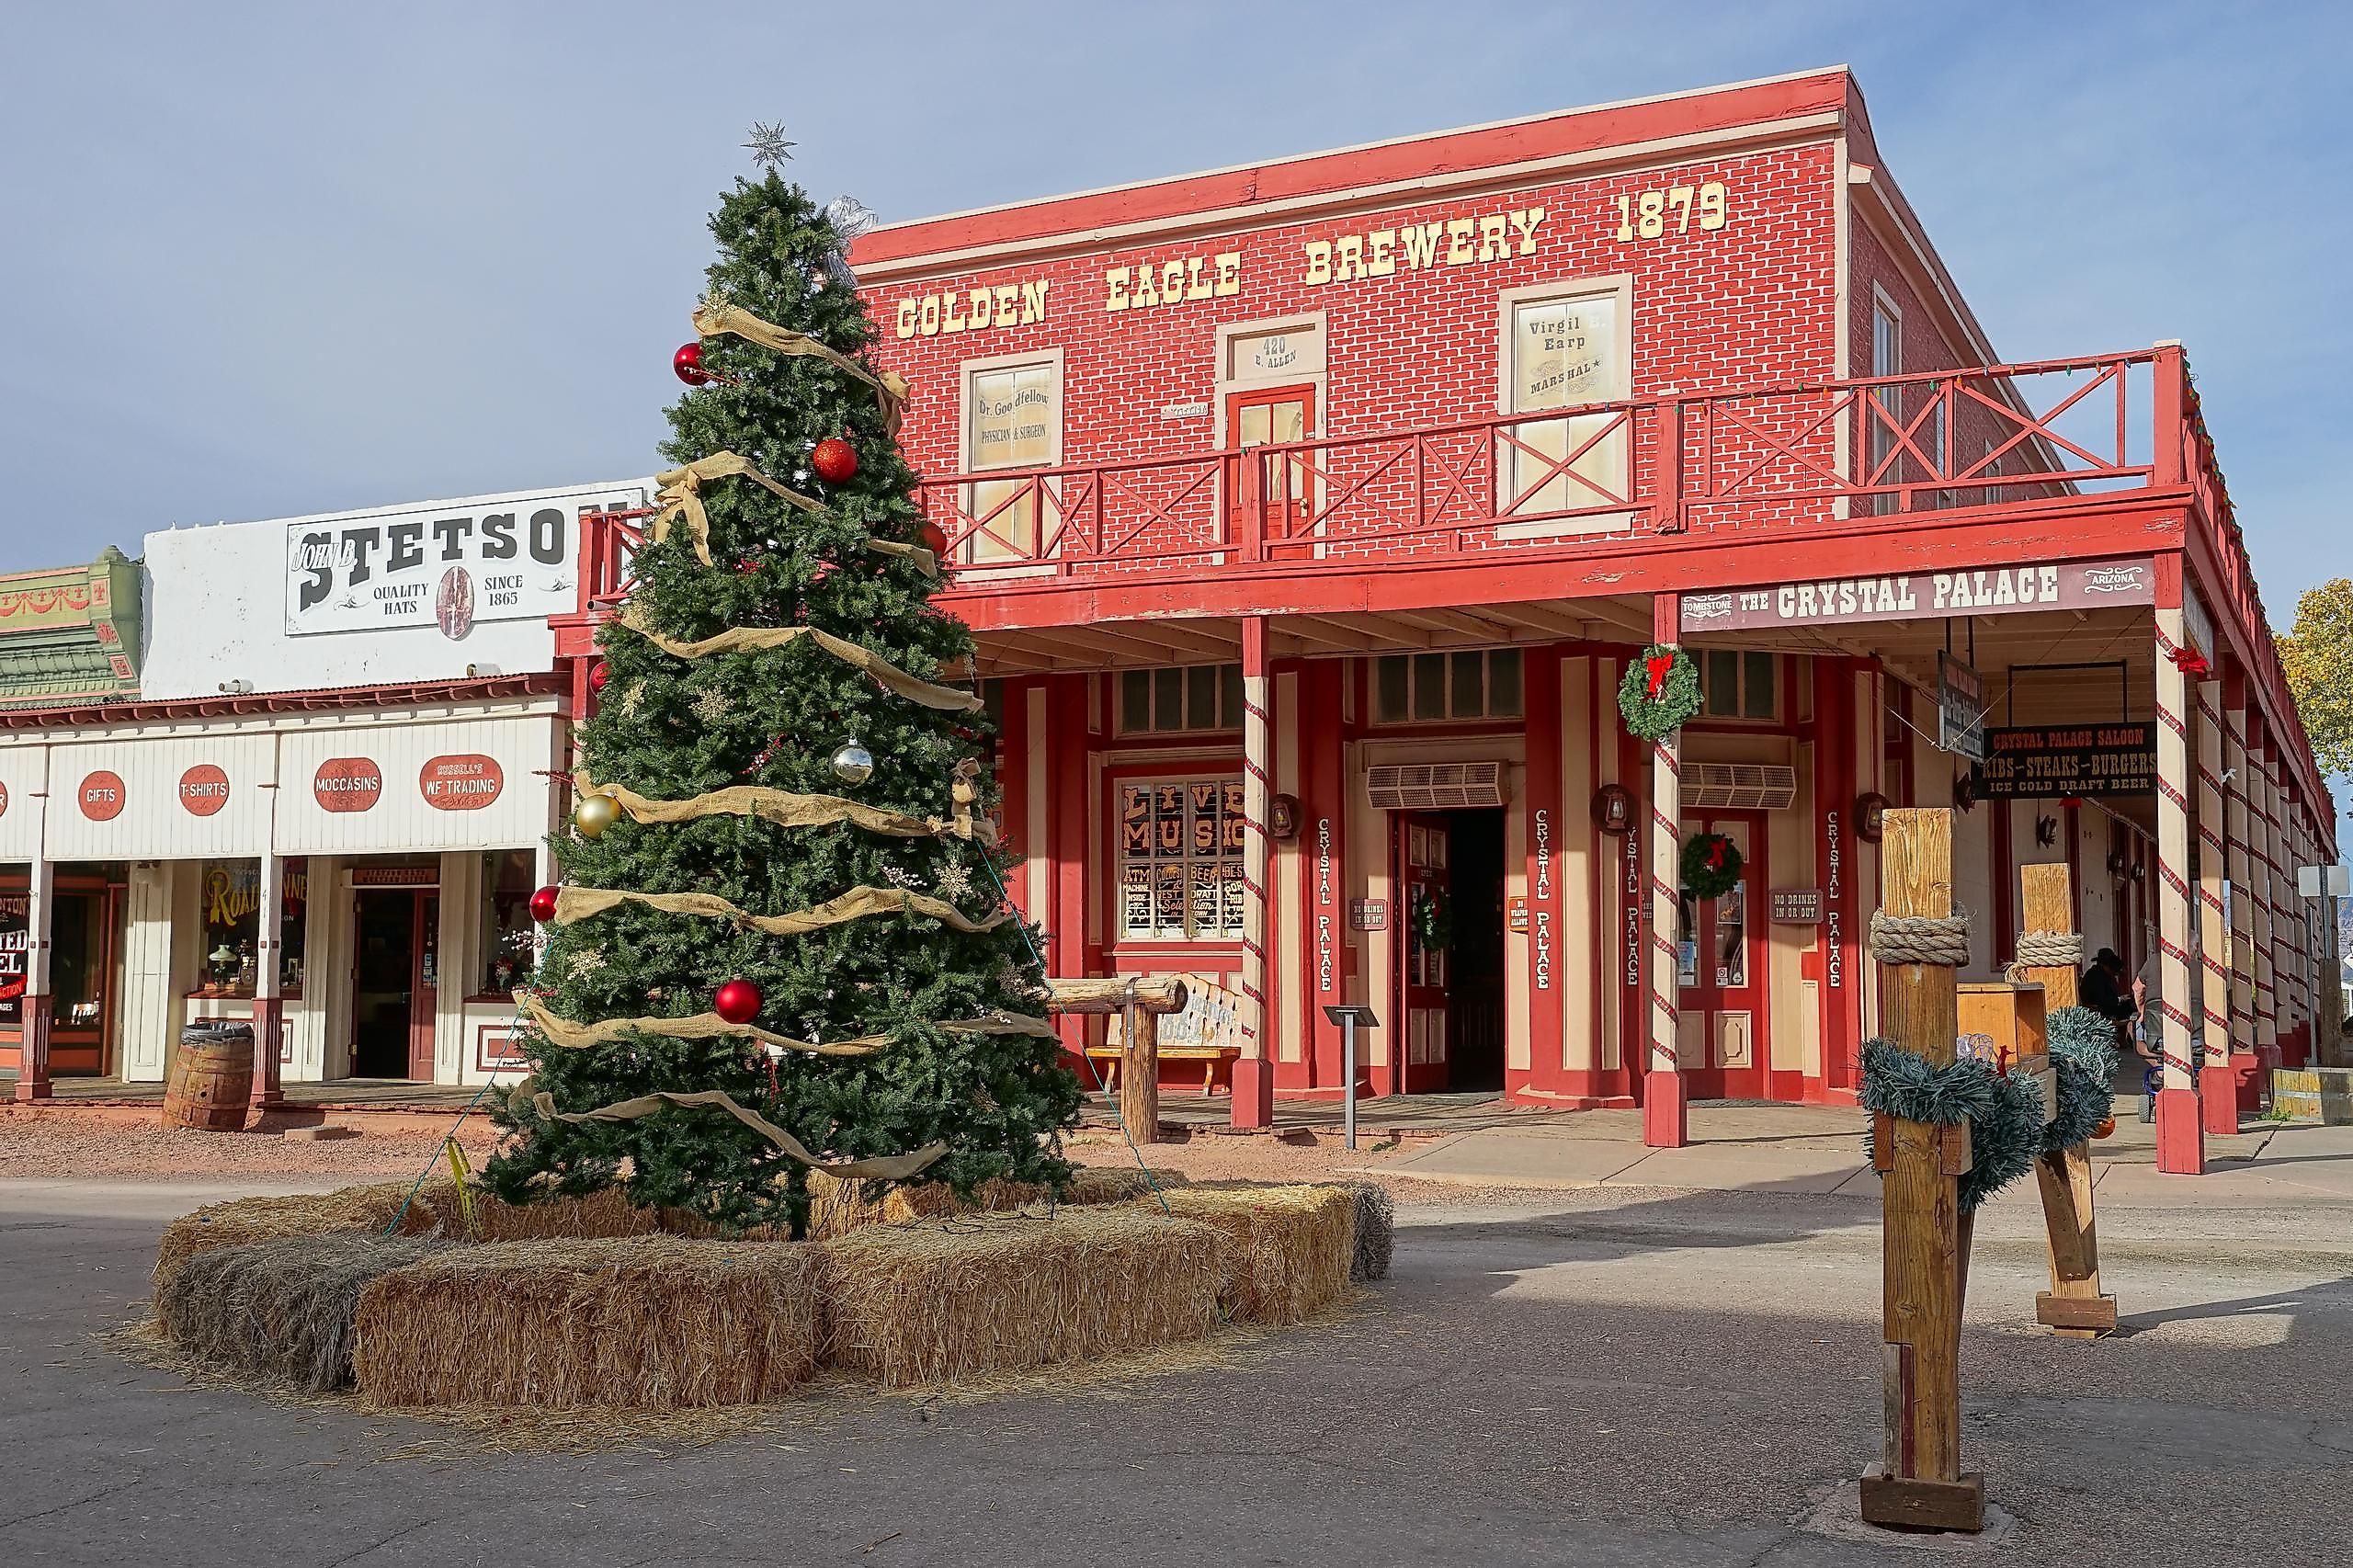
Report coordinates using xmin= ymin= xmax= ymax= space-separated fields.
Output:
xmin=960 ymin=352 xmax=1062 ymax=563
xmin=1699 ymin=649 xmax=1778 ymax=722
xmin=1869 ymin=295 xmax=1903 ymax=513
xmin=1373 ymin=649 xmax=1524 ymax=723
xmin=1120 ymin=665 xmax=1243 ymax=733
xmin=1501 ymin=281 xmax=1631 ymax=528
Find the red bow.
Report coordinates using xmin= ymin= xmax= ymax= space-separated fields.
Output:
xmin=1705 ymin=838 xmax=1727 ymax=870
xmin=1645 ymin=653 xmax=1676 ymax=699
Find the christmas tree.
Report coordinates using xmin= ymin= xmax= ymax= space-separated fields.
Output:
xmin=485 ymin=139 xmax=1081 ymax=1239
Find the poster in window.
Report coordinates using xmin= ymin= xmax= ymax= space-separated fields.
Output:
xmin=1120 ymin=864 xmax=1154 ymax=937
xmin=1513 ymin=296 xmax=1620 ymax=412
xmin=1154 ymin=862 xmax=1187 ymax=935
xmin=1188 ymin=861 xmax=1224 ymax=937
xmin=1154 ymin=786 xmax=1185 ymax=856
xmin=1190 ymin=782 xmax=1220 ymax=854
xmin=969 ymin=364 xmax=1057 ymax=471
xmin=1219 ymin=858 xmax=1249 ymax=938
xmin=0 ymin=893 xmax=25 ymax=1028
xmin=1120 ymin=786 xmax=1151 ymax=857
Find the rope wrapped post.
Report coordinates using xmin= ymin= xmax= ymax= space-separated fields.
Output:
xmin=1859 ymin=807 xmax=1985 ymax=1535
xmin=1048 ymin=975 xmax=1188 ymax=1144
xmin=2016 ymin=864 xmax=2118 ymax=1338
xmin=2151 ymin=608 xmax=2205 ymax=1174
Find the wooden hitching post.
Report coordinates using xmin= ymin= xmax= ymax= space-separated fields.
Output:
xmin=1860 ymin=808 xmax=1985 ymax=1533
xmin=2018 ymin=862 xmax=2118 ymax=1337
xmin=1047 ymin=975 xmax=1188 ymax=1144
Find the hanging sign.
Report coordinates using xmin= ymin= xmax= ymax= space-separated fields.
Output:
xmin=1679 ymin=558 xmax=2154 ymax=631
xmin=78 ymin=770 xmax=127 ymax=822
xmin=1350 ymin=899 xmax=1389 ymax=932
xmin=178 ymin=765 xmax=232 ymax=818
xmin=419 ymin=755 xmax=506 ymax=812
xmin=1978 ymin=723 xmax=2157 ymax=799
xmin=1938 ymin=651 xmax=1988 ymax=763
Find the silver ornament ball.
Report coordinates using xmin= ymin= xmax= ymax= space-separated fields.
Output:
xmin=831 ymin=740 xmax=875 ymax=785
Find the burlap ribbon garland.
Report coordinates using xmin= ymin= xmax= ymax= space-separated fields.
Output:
xmin=576 ymin=770 xmax=943 ymax=839
xmin=1867 ymin=909 xmax=1974 ymax=967
xmin=530 ymin=1088 xmax=944 ymax=1180
xmin=521 ymin=994 xmax=1055 ymax=1058
xmin=553 ymin=882 xmax=1012 ymax=937
xmin=653 ymin=452 xmax=822 ymax=564
xmin=617 ymin=606 xmax=980 ymax=712
xmin=692 ymin=297 xmax=911 ymax=430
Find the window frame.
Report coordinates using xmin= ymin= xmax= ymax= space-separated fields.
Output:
xmin=1868 ymin=288 xmax=1904 ymax=513
xmin=1370 ymin=647 xmax=1526 ymax=726
xmin=1495 ymin=276 xmax=1636 ymax=539
xmin=1116 ymin=664 xmax=1245 ymax=736
xmin=1696 ymin=648 xmax=1780 ymax=723
xmin=955 ymin=347 xmax=1066 ymax=569
xmin=1112 ymin=771 xmax=1250 ymax=945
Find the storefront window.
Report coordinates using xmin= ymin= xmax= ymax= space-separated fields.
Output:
xmin=51 ymin=893 xmax=108 ymax=1030
xmin=0 ymin=893 xmax=26 ymax=1028
xmin=480 ymin=849 xmax=538 ymax=995
xmin=198 ymin=859 xmax=308 ymax=996
xmin=1117 ymin=778 xmax=1246 ymax=941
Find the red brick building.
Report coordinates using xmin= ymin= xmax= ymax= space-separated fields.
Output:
xmin=588 ymin=68 xmax=2338 ymax=1174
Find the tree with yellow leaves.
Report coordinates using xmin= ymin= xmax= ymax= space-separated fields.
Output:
xmin=2279 ymin=578 xmax=2353 ymax=781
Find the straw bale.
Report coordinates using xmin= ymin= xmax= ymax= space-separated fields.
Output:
xmin=806 ymin=1165 xmax=1190 ymax=1240
xmin=156 ymin=1233 xmax=446 ymax=1392
xmin=819 ymin=1208 xmax=1221 ymax=1388
xmin=1155 ymin=1185 xmax=1356 ymax=1324
xmin=1344 ymin=1182 xmax=1395 ymax=1282
xmin=152 ymin=1182 xmax=421 ymax=1308
xmin=351 ymin=1236 xmax=823 ymax=1408
xmin=408 ymin=1179 xmax=674 ymax=1243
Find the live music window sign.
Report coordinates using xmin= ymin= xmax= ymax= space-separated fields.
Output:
xmin=1978 ymin=723 xmax=2157 ymax=799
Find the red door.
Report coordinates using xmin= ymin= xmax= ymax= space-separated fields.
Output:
xmin=1226 ymin=383 xmax=1316 ymax=559
xmin=1676 ymin=812 xmax=1768 ymax=1098
xmin=1396 ymin=813 xmax=1451 ymax=1094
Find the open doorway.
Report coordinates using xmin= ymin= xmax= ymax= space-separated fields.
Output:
xmin=1393 ymin=807 xmax=1507 ymax=1093
xmin=352 ymin=888 xmax=438 ymax=1079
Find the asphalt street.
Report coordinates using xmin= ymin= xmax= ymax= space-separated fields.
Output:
xmin=3 ymin=1176 xmax=2348 ymax=1568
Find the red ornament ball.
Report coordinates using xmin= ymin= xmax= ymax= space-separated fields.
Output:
xmin=529 ymin=885 xmax=561 ymax=923
xmin=713 ymin=979 xmax=764 ymax=1025
xmin=918 ymin=520 xmax=949 ymax=557
xmin=673 ymin=342 xmax=714 ymax=386
xmin=811 ymin=437 xmax=858 ymax=484
xmin=587 ymin=660 xmax=610 ymax=694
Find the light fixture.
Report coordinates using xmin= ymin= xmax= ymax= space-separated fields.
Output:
xmin=217 ymin=679 xmax=254 ymax=695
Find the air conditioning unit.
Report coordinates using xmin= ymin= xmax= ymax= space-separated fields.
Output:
xmin=1683 ymin=763 xmax=1798 ymax=811
xmin=1365 ymin=761 xmax=1509 ymax=810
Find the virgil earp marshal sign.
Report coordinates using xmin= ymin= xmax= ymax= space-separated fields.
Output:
xmin=1977 ymin=723 xmax=2158 ymax=800
xmin=1680 ymin=559 xmax=2153 ymax=631
xmin=284 ymin=485 xmax=646 ymax=639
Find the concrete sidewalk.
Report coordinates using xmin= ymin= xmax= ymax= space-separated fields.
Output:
xmin=1375 ymin=1101 xmax=2353 ymax=1208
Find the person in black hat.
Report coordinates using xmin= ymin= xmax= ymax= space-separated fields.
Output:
xmin=2079 ymin=948 xmax=2152 ymax=1061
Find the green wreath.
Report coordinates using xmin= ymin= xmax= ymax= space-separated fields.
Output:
xmin=1679 ymin=831 xmax=1744 ymax=900
xmin=1618 ymin=644 xmax=1702 ymax=742
xmin=1409 ymin=886 xmax=1452 ymax=951
xmin=1859 ymin=1040 xmax=2043 ymax=1212
xmin=2042 ymin=1006 xmax=2120 ymax=1153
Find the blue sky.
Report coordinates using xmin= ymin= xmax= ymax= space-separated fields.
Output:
xmin=2 ymin=0 xmax=2346 ymax=621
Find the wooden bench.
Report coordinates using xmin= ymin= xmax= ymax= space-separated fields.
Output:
xmin=1082 ymin=1043 xmax=1239 ymax=1097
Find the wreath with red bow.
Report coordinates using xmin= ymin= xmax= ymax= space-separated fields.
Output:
xmin=1679 ymin=831 xmax=1745 ymax=901
xmin=1617 ymin=644 xmax=1702 ymax=743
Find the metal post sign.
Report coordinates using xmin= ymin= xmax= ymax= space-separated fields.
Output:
xmin=1938 ymin=651 xmax=1987 ymax=763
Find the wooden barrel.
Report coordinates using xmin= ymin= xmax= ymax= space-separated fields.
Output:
xmin=162 ymin=1026 xmax=255 ymax=1131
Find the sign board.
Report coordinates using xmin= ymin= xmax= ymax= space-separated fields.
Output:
xmin=1349 ymin=899 xmax=1390 ymax=932
xmin=2299 ymin=864 xmax=2353 ymax=899
xmin=1769 ymin=888 xmax=1825 ymax=924
xmin=1978 ymin=723 xmax=2157 ymax=800
xmin=1506 ymin=894 xmax=1530 ymax=933
xmin=1938 ymin=651 xmax=1987 ymax=763
xmin=1679 ymin=558 xmax=2154 ymax=632
xmin=283 ymin=485 xmax=643 ymax=639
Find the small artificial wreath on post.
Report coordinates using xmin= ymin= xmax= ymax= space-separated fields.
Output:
xmin=1617 ymin=644 xmax=1702 ymax=743
xmin=1409 ymin=886 xmax=1452 ymax=952
xmin=1679 ymin=831 xmax=1744 ymax=900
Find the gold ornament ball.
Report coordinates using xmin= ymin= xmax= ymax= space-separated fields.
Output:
xmin=574 ymin=792 xmax=623 ymax=838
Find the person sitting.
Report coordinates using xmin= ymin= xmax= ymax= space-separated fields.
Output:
xmin=2079 ymin=949 xmax=2155 ymax=1062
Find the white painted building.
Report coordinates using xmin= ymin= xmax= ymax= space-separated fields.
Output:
xmin=1 ymin=479 xmax=650 ymax=1096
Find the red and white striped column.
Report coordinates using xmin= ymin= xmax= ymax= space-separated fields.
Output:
xmin=2259 ymin=747 xmax=2297 ymax=1064
xmin=2249 ymin=730 xmax=2281 ymax=1073
xmin=1231 ymin=614 xmax=1276 ymax=1130
xmin=2222 ymin=684 xmax=2259 ymax=1075
xmin=2151 ymin=608 xmax=2203 ymax=1173
xmin=2193 ymin=678 xmax=2236 ymax=1134
xmin=1643 ymin=594 xmax=1688 ymax=1148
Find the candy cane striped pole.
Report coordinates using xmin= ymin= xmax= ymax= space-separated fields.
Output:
xmin=2151 ymin=610 xmax=2203 ymax=1174
xmin=1643 ymin=601 xmax=1688 ymax=1148
xmin=2193 ymin=678 xmax=2236 ymax=1135
xmin=2222 ymin=688 xmax=2258 ymax=1064
xmin=1232 ymin=615 xmax=1275 ymax=1130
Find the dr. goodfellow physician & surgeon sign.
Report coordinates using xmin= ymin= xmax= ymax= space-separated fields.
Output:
xmin=283 ymin=484 xmax=646 ymax=638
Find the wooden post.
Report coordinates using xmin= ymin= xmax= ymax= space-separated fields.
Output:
xmin=1860 ymin=808 xmax=1985 ymax=1534
xmin=1047 ymin=975 xmax=1188 ymax=1144
xmin=2017 ymin=862 xmax=2118 ymax=1337
xmin=2193 ymin=680 xmax=2237 ymax=1134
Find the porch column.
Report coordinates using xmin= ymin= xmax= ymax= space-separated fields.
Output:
xmin=2261 ymin=751 xmax=2298 ymax=1060
xmin=250 ymin=850 xmax=285 ymax=1108
xmin=2248 ymin=731 xmax=2280 ymax=1069
xmin=2151 ymin=608 xmax=2202 ymax=1173
xmin=2222 ymin=680 xmax=2259 ymax=1077
xmin=2193 ymin=677 xmax=2236 ymax=1134
xmin=13 ymin=858 xmax=53 ymax=1102
xmin=1643 ymin=594 xmax=1688 ymax=1147
xmin=1231 ymin=614 xmax=1276 ymax=1129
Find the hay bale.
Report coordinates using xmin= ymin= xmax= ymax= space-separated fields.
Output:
xmin=819 ymin=1208 xmax=1221 ymax=1388
xmin=351 ymin=1237 xmax=822 ymax=1409
xmin=156 ymin=1233 xmax=445 ymax=1392
xmin=806 ymin=1165 xmax=1192 ymax=1241
xmin=1155 ymin=1185 xmax=1355 ymax=1324
xmin=409 ymin=1179 xmax=672 ymax=1243
xmin=1344 ymin=1182 xmax=1394 ymax=1282
xmin=152 ymin=1182 xmax=421 ymax=1308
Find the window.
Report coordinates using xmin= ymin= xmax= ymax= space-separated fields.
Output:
xmin=1982 ymin=440 xmax=2001 ymax=508
xmin=1117 ymin=778 xmax=1246 ymax=941
xmin=961 ymin=356 xmax=1061 ymax=563
xmin=1503 ymin=285 xmax=1629 ymax=526
xmin=1120 ymin=665 xmax=1243 ymax=733
xmin=51 ymin=894 xmax=108 ymax=1031
xmin=479 ymin=849 xmax=538 ymax=996
xmin=1373 ymin=649 xmax=1523 ymax=723
xmin=196 ymin=858 xmax=308 ymax=995
xmin=1870 ymin=298 xmax=1903 ymax=512
xmin=1699 ymin=650 xmax=1778 ymax=721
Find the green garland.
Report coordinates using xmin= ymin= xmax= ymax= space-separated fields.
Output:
xmin=1618 ymin=644 xmax=1701 ymax=742
xmin=2042 ymin=1006 xmax=2120 ymax=1153
xmin=1409 ymin=886 xmax=1452 ymax=951
xmin=1680 ymin=831 xmax=1744 ymax=900
xmin=1859 ymin=1039 xmax=2042 ymax=1212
